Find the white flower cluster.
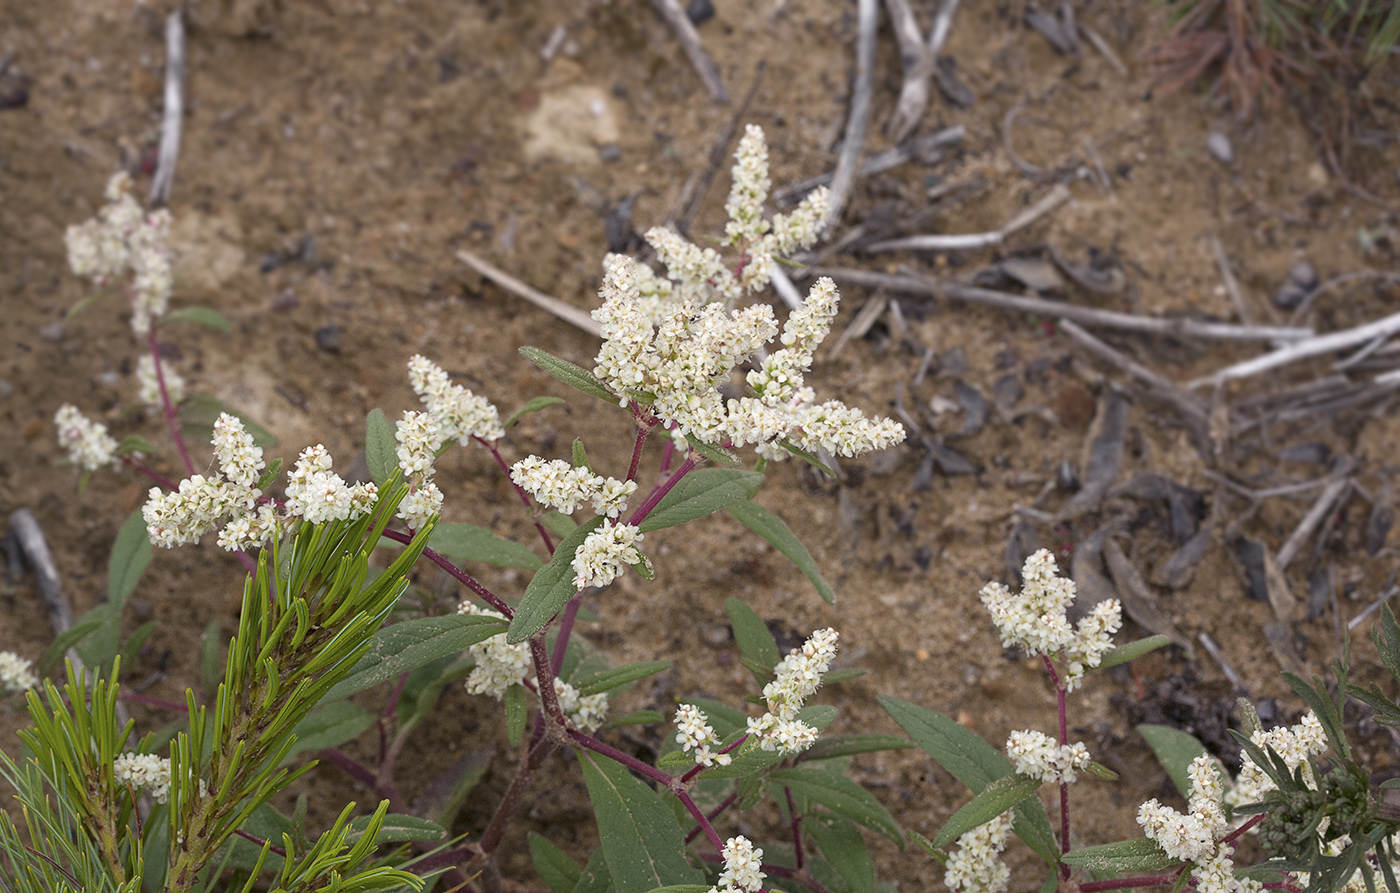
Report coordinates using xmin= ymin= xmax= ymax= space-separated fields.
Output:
xmin=113 ymin=752 xmax=173 ymax=805
xmin=456 ymin=602 xmax=609 ymax=731
xmin=136 ymin=354 xmax=184 ymax=408
xmin=285 ymin=444 xmax=378 ymax=524
xmin=1138 ymin=755 xmax=1230 ymax=863
xmin=674 ymin=703 xmax=732 ymax=768
xmin=1006 ymin=729 xmax=1092 ymax=785
xmin=1224 ymin=712 xmax=1327 ymax=810
xmin=711 ymin=836 xmax=765 ymax=893
xmin=979 ymin=549 xmax=1123 ymax=690
xmin=943 ymin=811 xmax=1014 ymax=893
xmin=54 ymin=404 xmax=121 ymax=471
xmin=571 ymin=522 xmax=645 ymax=590
xmin=0 ymin=652 xmax=39 ymax=695
xmin=1138 ymin=756 xmax=1264 ymax=893
xmin=407 ymin=354 xmax=505 ymax=444
xmin=510 ymin=457 xmax=638 ymax=518
xmin=591 ymin=260 xmax=904 ymax=457
xmin=745 ymin=627 xmax=837 ymax=755
xmin=394 ymin=410 xmax=444 ymax=530
xmin=65 ymin=172 xmax=173 ymax=335
xmin=143 ymin=413 xmax=275 ymax=550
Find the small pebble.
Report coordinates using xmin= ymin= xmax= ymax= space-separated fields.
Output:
xmin=39 ymin=321 xmax=65 ymax=341
xmin=315 ymin=324 xmax=343 ymax=353
xmin=1272 ymin=260 xmax=1319 ymax=311
xmin=588 ymin=97 xmax=605 ymax=117
xmin=686 ymin=0 xmax=715 ymax=25
xmin=914 ymin=648 xmax=930 ymax=661
xmin=598 ymin=144 xmax=621 ymax=163
xmin=1206 ymin=131 xmax=1233 ymax=164
xmin=0 ymin=380 xmax=12 ymax=398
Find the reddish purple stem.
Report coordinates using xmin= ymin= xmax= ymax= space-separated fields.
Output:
xmin=378 ymin=530 xmax=513 ymax=618
xmin=147 ymin=327 xmax=194 ymax=476
xmin=475 ymin=435 xmax=554 ymax=554
xmin=626 ymin=454 xmax=699 ymax=528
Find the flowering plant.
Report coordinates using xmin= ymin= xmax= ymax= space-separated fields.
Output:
xmin=3 ymin=126 xmax=918 ymax=893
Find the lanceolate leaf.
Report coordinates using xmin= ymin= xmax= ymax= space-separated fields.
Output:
xmin=530 ymin=832 xmax=584 ymax=893
xmin=639 ymin=469 xmax=764 ymax=533
xmin=1063 ymin=838 xmax=1177 ymax=873
xmin=505 ymin=684 xmax=528 ymax=746
xmin=932 ymin=773 xmax=1041 ymax=848
xmin=684 ymin=433 xmax=742 ymax=467
xmin=879 ymin=696 xmax=1059 ymax=867
xmin=799 ymin=734 xmax=915 ymax=762
xmin=577 ymin=749 xmax=704 ymax=893
xmin=1099 ymin=635 xmax=1172 ymax=670
xmin=768 ymin=767 xmax=902 ymax=845
xmin=163 ymin=306 xmax=232 ymax=332
xmin=109 ymin=506 xmax=153 ymax=609
xmin=509 ymin=518 xmax=603 ymax=643
xmin=573 ymin=850 xmax=614 ymax=893
xmin=572 ymin=661 xmax=672 ymax=697
xmin=726 ymin=499 xmax=835 ymax=604
xmin=429 ymin=523 xmax=543 ymax=571
xmin=36 ymin=620 xmax=101 ymax=676
xmin=116 ymin=434 xmax=157 ymax=456
xmin=365 ymin=409 xmax=398 ymax=486
xmin=326 ymin=615 xmax=507 ymax=701
xmin=506 ymin=396 xmax=566 ymax=429
xmin=345 ymin=813 xmax=446 ymax=844
xmin=285 ymin=702 xmax=375 ymax=759
xmin=1137 ymin=725 xmax=1210 ymax=801
xmin=725 ymin=598 xmax=779 ymax=677
xmin=806 ymin=813 xmax=875 ymax=893
xmin=520 ymin=346 xmax=616 ymax=403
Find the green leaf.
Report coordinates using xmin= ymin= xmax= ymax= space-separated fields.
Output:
xmin=644 ymin=888 xmax=712 ymax=893
xmin=36 ymin=620 xmax=101 ymax=676
xmin=544 ymin=511 xmax=579 ymax=537
xmin=907 ymin=829 xmax=947 ymax=864
xmin=578 ymin=749 xmax=704 ymax=893
xmin=726 ymin=500 xmax=834 ymax=604
xmin=1137 ymin=725 xmax=1210 ymax=801
xmin=683 ymin=433 xmax=742 ymax=467
xmin=116 ymin=434 xmax=156 ymax=456
xmin=573 ymin=661 xmax=672 ymax=697
xmin=822 ymin=668 xmax=865 ymax=684
xmin=109 ymin=507 xmax=153 ymax=609
xmin=72 ymin=602 xmax=121 ymax=677
xmin=163 ymin=306 xmax=232 ymax=331
xmin=505 ymin=683 xmax=528 ymax=747
xmin=506 ymin=396 xmax=566 ymax=429
xmin=768 ymin=767 xmax=902 ymax=845
xmin=574 ymin=850 xmax=614 ymax=893
xmin=285 ymin=701 xmax=375 ymax=759
xmin=725 ymin=598 xmax=779 ymax=678
xmin=119 ymin=620 xmax=157 ymax=674
xmin=878 ymin=696 xmax=1059 ymax=867
xmin=603 ymin=710 xmax=664 ymax=730
xmin=639 ymin=469 xmax=764 ymax=533
xmin=346 ymin=813 xmax=446 ymax=844
xmin=932 ymin=773 xmax=1041 ymax=848
xmin=1099 ymin=636 xmax=1173 ymax=670
xmin=365 ymin=409 xmax=397 ymax=486
xmin=255 ymin=457 xmax=284 ymax=492
xmin=806 ymin=814 xmax=875 ymax=893
xmin=776 ymin=440 xmax=836 ymax=476
xmin=509 ymin=518 xmax=603 ymax=643
xmin=1063 ymin=838 xmax=1177 ymax=873
xmin=799 ymin=735 xmax=915 ymax=762
xmin=326 ymin=614 xmax=507 ymax=701
xmin=429 ymin=523 xmax=543 ymax=571
xmin=180 ymin=394 xmax=277 ymax=447
xmin=573 ymin=438 xmax=593 ymax=472
xmin=531 ymin=832 xmax=584 ymax=893
xmin=521 ymin=346 xmax=617 ymax=404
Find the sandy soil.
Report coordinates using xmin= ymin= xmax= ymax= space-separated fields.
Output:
xmin=3 ymin=1 xmax=1400 ymax=890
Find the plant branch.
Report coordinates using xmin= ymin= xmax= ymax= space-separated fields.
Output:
xmin=380 ymin=530 xmax=513 ymax=617
xmin=785 ymin=786 xmax=806 ymax=870
xmin=684 ymin=788 xmax=739 ymax=845
xmin=148 ymin=327 xmax=193 ymax=476
xmin=476 ymin=435 xmax=555 ymax=554
xmin=627 ymin=454 xmax=699 ymax=528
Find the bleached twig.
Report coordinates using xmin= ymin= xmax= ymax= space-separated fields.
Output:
xmin=825 ymin=0 xmax=878 ymax=226
xmin=1210 ymin=236 xmax=1252 ymax=325
xmin=884 ymin=0 xmax=961 ymax=143
xmin=864 ymin=183 xmax=1071 ymax=252
xmin=149 ymin=10 xmax=185 ymax=206
xmin=1276 ymin=475 xmax=1352 ymax=572
xmin=651 ymin=0 xmax=729 ymax=103
xmin=1190 ymin=310 xmax=1400 ymax=388
xmin=772 ymin=125 xmax=965 ymax=206
xmin=456 ymin=249 xmax=603 ymax=338
xmin=808 ymin=266 xmax=1315 ymax=342
xmin=1077 ymin=20 xmax=1127 ymax=75
xmin=768 ymin=262 xmax=804 ymax=311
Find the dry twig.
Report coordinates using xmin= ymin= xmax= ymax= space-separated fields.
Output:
xmin=1191 ymin=310 xmax=1400 ymax=388
xmin=149 ymin=10 xmax=185 ymax=206
xmin=651 ymin=0 xmax=729 ymax=103
xmin=825 ymin=0 xmax=879 ymax=226
xmin=456 ymin=249 xmax=602 ymax=338
xmin=865 ymin=183 xmax=1071 ymax=252
xmin=884 ymin=0 xmax=961 ymax=143
xmin=1275 ymin=474 xmax=1352 ymax=572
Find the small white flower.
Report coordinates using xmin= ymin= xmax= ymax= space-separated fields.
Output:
xmin=1225 ymin=712 xmax=1329 ymax=810
xmin=113 ymin=752 xmax=173 ymax=804
xmin=395 ymin=410 xmax=443 ymax=479
xmin=1005 ymin=729 xmax=1092 ymax=785
xmin=458 ymin=602 xmax=531 ymax=700
xmin=675 ymin=704 xmax=732 ymax=768
xmin=397 ymin=482 xmax=443 ymax=530
xmin=745 ymin=628 xmax=837 ymax=756
xmin=407 ymin=355 xmax=505 ymax=443
xmin=213 ymin=412 xmax=265 ymax=489
xmin=54 ymin=404 xmax=121 ymax=471
xmin=715 ymin=836 xmax=765 ymax=893
xmin=1138 ymin=755 xmax=1229 ymax=862
xmin=66 ymin=172 xmax=173 ymax=335
xmin=553 ymin=678 xmax=609 ymax=733
xmin=571 ymin=522 xmax=644 ymax=589
xmin=944 ymin=812 xmax=1013 ymax=893
xmin=136 ymin=354 xmax=184 ymax=407
xmin=285 ymin=444 xmax=378 ymax=525
xmin=0 ymin=652 xmax=39 ymax=695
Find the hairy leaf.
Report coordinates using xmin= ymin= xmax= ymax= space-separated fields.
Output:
xmin=1137 ymin=725 xmax=1210 ymax=801
xmin=285 ymin=702 xmax=375 ymax=759
xmin=727 ymin=499 xmax=835 ymax=604
xmin=1063 ymin=838 xmax=1177 ymax=873
xmin=725 ymin=597 xmax=779 ymax=679
xmin=509 ymin=518 xmax=603 ymax=643
xmin=109 ymin=506 xmax=153 ymax=609
xmin=573 ymin=661 xmax=672 ymax=697
xmin=520 ymin=346 xmax=616 ymax=403
xmin=531 ymin=832 xmax=584 ymax=893
xmin=506 ymin=396 xmax=566 ymax=429
xmin=1099 ymin=635 xmax=1172 ymax=670
xmin=639 ymin=469 xmax=764 ymax=533
xmin=933 ymin=773 xmax=1041 ymax=848
xmin=506 ymin=683 xmax=528 ymax=747
xmin=326 ymin=615 xmax=507 ymax=701
xmin=769 ymin=767 xmax=902 ymax=845
xmin=429 ymin=522 xmax=543 ymax=571
xmin=365 ymin=409 xmax=397 ymax=486
xmin=806 ymin=814 xmax=875 ymax=893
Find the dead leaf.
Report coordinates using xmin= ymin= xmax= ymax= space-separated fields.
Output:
xmin=1103 ymin=538 xmax=1193 ymax=654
